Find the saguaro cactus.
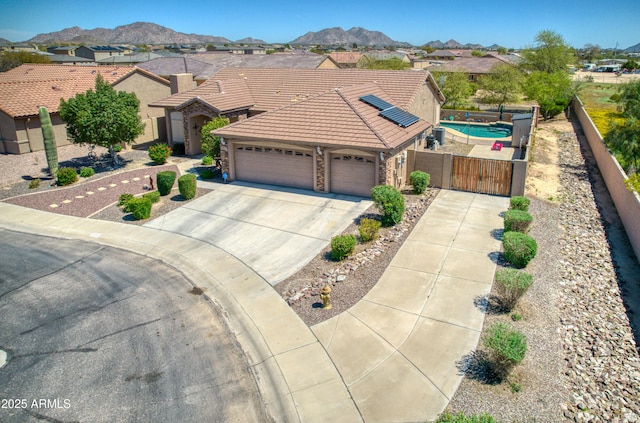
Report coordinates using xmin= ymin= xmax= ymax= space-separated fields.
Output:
xmin=38 ymin=106 xmax=58 ymax=178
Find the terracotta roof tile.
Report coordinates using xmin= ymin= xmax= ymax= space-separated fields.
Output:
xmin=214 ymin=82 xmax=430 ymax=151
xmin=149 ymin=78 xmax=254 ymax=112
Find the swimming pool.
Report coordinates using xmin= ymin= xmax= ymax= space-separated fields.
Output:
xmin=439 ymin=121 xmax=512 ymax=138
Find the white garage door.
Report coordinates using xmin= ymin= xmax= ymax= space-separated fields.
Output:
xmin=235 ymin=145 xmax=314 ymax=190
xmin=330 ymin=154 xmax=376 ymax=197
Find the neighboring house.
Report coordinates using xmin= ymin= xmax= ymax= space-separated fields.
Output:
xmin=137 ymin=56 xmax=213 ymax=82
xmin=0 ymin=64 xmax=170 ymax=154
xmin=0 ymin=44 xmax=39 ymax=53
xmin=327 ymin=51 xmax=365 ymax=68
xmin=428 ymin=55 xmax=514 ymax=81
xmin=150 ymin=68 xmax=445 ymax=196
xmin=74 ymin=46 xmax=129 ymax=62
xmin=46 ymin=46 xmax=78 ymax=56
xmin=96 ymin=51 xmax=164 ymax=65
xmin=363 ymin=50 xmax=411 ymax=65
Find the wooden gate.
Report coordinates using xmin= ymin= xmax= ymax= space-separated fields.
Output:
xmin=452 ymin=156 xmax=513 ymax=196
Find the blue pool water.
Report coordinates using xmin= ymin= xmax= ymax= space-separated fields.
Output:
xmin=439 ymin=122 xmax=512 ymax=138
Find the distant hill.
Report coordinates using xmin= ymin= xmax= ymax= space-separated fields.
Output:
xmin=425 ymin=39 xmax=489 ymax=50
xmin=290 ymin=27 xmax=411 ymax=47
xmin=0 ymin=37 xmax=10 ymax=44
xmin=624 ymin=42 xmax=640 ymax=53
xmin=236 ymin=37 xmax=267 ymax=45
xmin=27 ymin=22 xmax=232 ymax=45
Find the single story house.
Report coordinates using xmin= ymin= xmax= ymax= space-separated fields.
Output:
xmin=428 ymin=55 xmax=515 ymax=81
xmin=150 ymin=68 xmax=445 ymax=196
xmin=0 ymin=64 xmax=170 ymax=154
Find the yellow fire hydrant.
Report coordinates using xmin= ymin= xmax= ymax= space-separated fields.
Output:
xmin=320 ymin=284 xmax=332 ymax=310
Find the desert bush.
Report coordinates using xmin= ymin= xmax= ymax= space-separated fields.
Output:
xmin=156 ymin=171 xmax=176 ymax=196
xmin=79 ymin=167 xmax=95 ymax=178
xmin=494 ymin=268 xmax=533 ymax=311
xmin=509 ymin=196 xmax=530 ymax=211
xmin=201 ymin=155 xmax=213 ymax=166
xmin=502 ymin=231 xmax=538 ymax=268
xmin=435 ymin=412 xmax=499 ymax=423
xmin=200 ymin=168 xmax=214 ymax=179
xmin=56 ymin=167 xmax=78 ymax=186
xmin=503 ymin=209 xmax=533 ymax=233
xmin=126 ymin=197 xmax=152 ymax=220
xmin=148 ymin=143 xmax=172 ymax=165
xmin=409 ymin=171 xmax=430 ymax=194
xmin=178 ymin=173 xmax=197 ymax=200
xmin=358 ymin=218 xmax=381 ymax=242
xmin=483 ymin=322 xmax=527 ymax=378
xmin=28 ymin=178 xmax=41 ymax=189
xmin=171 ymin=143 xmax=185 ymax=156
xmin=142 ymin=190 xmax=160 ymax=203
xmin=331 ymin=234 xmax=357 ymax=261
xmin=370 ymin=185 xmax=405 ymax=226
xmin=118 ymin=193 xmax=134 ymax=207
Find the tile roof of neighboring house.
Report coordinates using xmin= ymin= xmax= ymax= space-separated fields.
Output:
xmin=213 ymin=82 xmax=431 ymax=151
xmin=207 ymin=68 xmax=433 ymax=112
xmin=328 ymin=51 xmax=364 ymax=65
xmin=137 ymin=57 xmax=214 ymax=79
xmin=428 ymin=56 xmax=509 ymax=74
xmin=186 ymin=53 xmax=329 ymax=79
xmin=0 ymin=64 xmax=167 ymax=118
xmin=150 ymin=78 xmax=255 ymax=113
xmin=96 ymin=52 xmax=164 ymax=64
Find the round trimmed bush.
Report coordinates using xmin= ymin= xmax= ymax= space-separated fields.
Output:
xmin=371 ymin=185 xmax=405 ymax=226
xmin=509 ymin=196 xmax=530 ymax=212
xmin=148 ymin=143 xmax=172 ymax=165
xmin=178 ymin=173 xmax=197 ymax=200
xmin=79 ymin=167 xmax=95 ymax=178
xmin=56 ymin=167 xmax=78 ymax=186
xmin=142 ymin=190 xmax=160 ymax=203
xmin=331 ymin=234 xmax=357 ymax=261
xmin=409 ymin=171 xmax=430 ymax=195
xmin=126 ymin=197 xmax=152 ymax=220
xmin=503 ymin=209 xmax=533 ymax=233
xmin=118 ymin=193 xmax=134 ymax=208
xmin=502 ymin=231 xmax=538 ymax=268
xmin=359 ymin=218 xmax=381 ymax=242
xmin=156 ymin=171 xmax=176 ymax=196
xmin=494 ymin=268 xmax=533 ymax=311
xmin=201 ymin=155 xmax=213 ymax=166
xmin=483 ymin=322 xmax=527 ymax=378
xmin=200 ymin=169 xmax=214 ymax=179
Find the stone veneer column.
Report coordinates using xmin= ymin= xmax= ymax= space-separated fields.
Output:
xmin=316 ymin=152 xmax=325 ymax=192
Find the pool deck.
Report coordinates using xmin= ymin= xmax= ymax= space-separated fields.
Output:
xmin=468 ymin=144 xmax=522 ymax=160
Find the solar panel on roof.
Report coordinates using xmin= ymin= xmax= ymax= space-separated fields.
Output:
xmin=380 ymin=107 xmax=420 ymax=128
xmin=360 ymin=94 xmax=393 ymax=111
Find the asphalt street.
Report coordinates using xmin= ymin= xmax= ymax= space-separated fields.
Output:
xmin=0 ymin=229 xmax=266 ymax=422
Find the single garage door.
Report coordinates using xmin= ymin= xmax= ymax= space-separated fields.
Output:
xmin=330 ymin=154 xmax=376 ymax=197
xmin=235 ymin=145 xmax=314 ymax=190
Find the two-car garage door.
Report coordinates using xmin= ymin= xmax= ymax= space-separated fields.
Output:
xmin=234 ymin=145 xmax=314 ymax=190
xmin=330 ymin=154 xmax=376 ymax=197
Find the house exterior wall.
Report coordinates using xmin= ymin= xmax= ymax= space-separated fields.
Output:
xmin=316 ymin=58 xmax=340 ymax=69
xmin=0 ymin=113 xmax=70 ymax=154
xmin=408 ymin=83 xmax=441 ymax=126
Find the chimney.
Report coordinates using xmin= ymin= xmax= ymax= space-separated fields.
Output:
xmin=170 ymin=73 xmax=193 ymax=94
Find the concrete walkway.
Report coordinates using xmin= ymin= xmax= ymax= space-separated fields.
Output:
xmin=0 ymin=188 xmax=508 ymax=422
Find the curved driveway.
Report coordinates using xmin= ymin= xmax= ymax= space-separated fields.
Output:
xmin=0 ymin=230 xmax=266 ymax=423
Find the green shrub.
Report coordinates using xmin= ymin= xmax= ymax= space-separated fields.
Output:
xmin=126 ymin=197 xmax=152 ymax=220
xmin=625 ymin=173 xmax=640 ymax=193
xmin=370 ymin=185 xmax=405 ymax=226
xmin=409 ymin=171 xmax=430 ymax=194
xmin=79 ymin=167 xmax=95 ymax=178
xmin=156 ymin=171 xmax=176 ymax=196
xmin=483 ymin=322 xmax=527 ymax=378
xmin=202 ymin=155 xmax=214 ymax=166
xmin=171 ymin=143 xmax=185 ymax=156
xmin=358 ymin=218 xmax=381 ymax=242
xmin=56 ymin=167 xmax=78 ymax=186
xmin=118 ymin=193 xmax=134 ymax=207
xmin=331 ymin=234 xmax=357 ymax=261
xmin=200 ymin=168 xmax=214 ymax=179
xmin=509 ymin=196 xmax=530 ymax=211
xmin=435 ymin=412 xmax=500 ymax=423
xmin=28 ymin=178 xmax=41 ymax=189
xmin=148 ymin=143 xmax=172 ymax=165
xmin=503 ymin=209 xmax=533 ymax=233
xmin=494 ymin=268 xmax=533 ymax=311
xmin=178 ymin=173 xmax=197 ymax=200
xmin=142 ymin=190 xmax=160 ymax=203
xmin=502 ymin=231 xmax=538 ymax=268
xmin=113 ymin=144 xmax=123 ymax=153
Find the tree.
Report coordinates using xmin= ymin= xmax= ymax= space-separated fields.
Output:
xmin=497 ymin=46 xmax=508 ymax=55
xmin=579 ymin=44 xmax=602 ymax=63
xmin=617 ymin=80 xmax=640 ymax=119
xmin=201 ymin=116 xmax=230 ymax=158
xmin=520 ymin=30 xmax=575 ymax=73
xmin=432 ymin=71 xmax=473 ymax=109
xmin=622 ymin=60 xmax=639 ymax=72
xmin=59 ymin=75 xmax=145 ymax=166
xmin=605 ymin=117 xmax=640 ymax=173
xmin=477 ymin=63 xmax=525 ymax=108
xmin=523 ymin=71 xmax=573 ymax=119
xmin=362 ymin=57 xmax=410 ymax=70
xmin=0 ymin=51 xmax=51 ymax=72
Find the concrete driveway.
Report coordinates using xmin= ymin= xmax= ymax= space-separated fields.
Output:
xmin=144 ymin=181 xmax=373 ymax=285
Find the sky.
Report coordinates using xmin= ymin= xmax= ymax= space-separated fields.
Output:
xmin=1 ymin=0 xmax=639 ymax=50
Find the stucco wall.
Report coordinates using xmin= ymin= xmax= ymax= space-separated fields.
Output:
xmin=572 ymin=96 xmax=640 ymax=262
xmin=408 ymin=84 xmax=441 ymax=126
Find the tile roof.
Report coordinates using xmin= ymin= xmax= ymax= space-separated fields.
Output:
xmin=428 ymin=56 xmax=508 ymax=74
xmin=149 ymin=78 xmax=255 ymax=113
xmin=208 ymin=68 xmax=430 ymax=112
xmin=137 ymin=57 xmax=213 ymax=78
xmin=0 ymin=64 xmax=167 ymax=118
xmin=213 ymin=82 xmax=431 ymax=151
xmin=186 ymin=53 xmax=329 ymax=79
xmin=328 ymin=52 xmax=364 ymax=64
